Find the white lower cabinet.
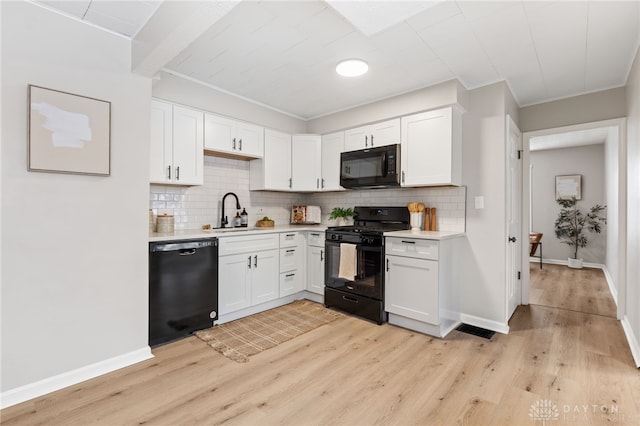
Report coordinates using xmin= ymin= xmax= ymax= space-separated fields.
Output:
xmin=385 ymin=236 xmax=461 ymax=337
xmin=219 ymin=234 xmax=279 ymax=316
xmin=306 ymin=232 xmax=325 ymax=295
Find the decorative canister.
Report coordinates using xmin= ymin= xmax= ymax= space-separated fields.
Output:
xmin=156 ymin=213 xmax=175 ymax=233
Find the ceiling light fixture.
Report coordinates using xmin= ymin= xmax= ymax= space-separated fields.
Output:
xmin=336 ymin=59 xmax=369 ymax=77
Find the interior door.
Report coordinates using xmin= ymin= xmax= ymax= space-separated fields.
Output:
xmin=506 ymin=115 xmax=523 ymax=320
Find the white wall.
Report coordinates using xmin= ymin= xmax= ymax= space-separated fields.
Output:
xmin=459 ymin=82 xmax=510 ymax=332
xmin=519 ymin=87 xmax=627 ymax=133
xmin=1 ymin=1 xmax=151 ymax=397
xmin=625 ymin=46 xmax=640 ymax=367
xmin=306 ymin=79 xmax=467 ymax=134
xmin=152 ymin=71 xmax=307 ymax=134
xmin=530 ymin=144 xmax=606 ymax=263
xmin=605 ymin=127 xmax=620 ymax=296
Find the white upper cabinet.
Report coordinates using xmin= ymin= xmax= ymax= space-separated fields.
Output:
xmin=150 ymin=100 xmax=172 ymax=183
xmin=344 ymin=118 xmax=400 ymax=152
xmin=150 ymin=100 xmax=203 ymax=186
xmin=250 ymin=129 xmax=292 ymax=191
xmin=291 ymin=134 xmax=322 ymax=191
xmin=320 ymin=131 xmax=345 ymax=191
xmin=400 ymin=107 xmax=462 ymax=187
xmin=204 ymin=113 xmax=264 ymax=159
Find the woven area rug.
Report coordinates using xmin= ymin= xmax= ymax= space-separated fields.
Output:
xmin=195 ymin=300 xmax=343 ymax=363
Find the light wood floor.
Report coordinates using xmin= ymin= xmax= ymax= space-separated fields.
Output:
xmin=3 ymin=303 xmax=639 ymax=425
xmin=530 ymin=263 xmax=617 ymax=317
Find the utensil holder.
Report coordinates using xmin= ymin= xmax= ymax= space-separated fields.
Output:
xmin=410 ymin=212 xmax=423 ymax=231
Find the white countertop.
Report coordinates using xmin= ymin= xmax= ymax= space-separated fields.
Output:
xmin=149 ymin=224 xmax=327 ymax=242
xmin=383 ymin=230 xmax=466 ymax=240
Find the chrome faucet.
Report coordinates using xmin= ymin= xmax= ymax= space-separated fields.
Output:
xmin=221 ymin=192 xmax=241 ymax=228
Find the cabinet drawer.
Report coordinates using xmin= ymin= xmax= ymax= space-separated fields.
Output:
xmin=307 ymin=231 xmax=325 ymax=247
xmin=280 ymin=271 xmax=305 ymax=297
xmin=385 ymin=237 xmax=439 ymax=260
xmin=219 ymin=233 xmax=278 ymax=256
xmin=280 ymin=231 xmax=303 ymax=248
xmin=280 ymin=246 xmax=303 ymax=272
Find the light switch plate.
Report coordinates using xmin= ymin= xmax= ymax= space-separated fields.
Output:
xmin=475 ymin=196 xmax=485 ymax=209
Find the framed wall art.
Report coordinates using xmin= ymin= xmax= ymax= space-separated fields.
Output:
xmin=555 ymin=174 xmax=582 ymax=200
xmin=28 ymin=85 xmax=111 ymax=176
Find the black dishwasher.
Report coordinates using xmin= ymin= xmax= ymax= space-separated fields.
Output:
xmin=149 ymin=238 xmax=218 ymax=347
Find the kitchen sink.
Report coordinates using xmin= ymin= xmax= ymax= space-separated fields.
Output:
xmin=210 ymin=227 xmax=254 ymax=233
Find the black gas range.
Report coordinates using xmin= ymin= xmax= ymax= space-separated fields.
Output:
xmin=324 ymin=206 xmax=410 ymax=324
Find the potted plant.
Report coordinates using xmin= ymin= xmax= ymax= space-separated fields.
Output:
xmin=329 ymin=207 xmax=355 ymax=226
xmin=554 ymin=197 xmax=606 ymax=269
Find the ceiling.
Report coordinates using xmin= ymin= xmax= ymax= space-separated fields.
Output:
xmin=33 ymin=0 xmax=640 ymax=120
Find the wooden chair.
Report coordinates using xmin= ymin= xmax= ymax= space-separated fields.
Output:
xmin=529 ymin=233 xmax=543 ymax=269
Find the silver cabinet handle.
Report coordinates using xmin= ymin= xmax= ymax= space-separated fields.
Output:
xmin=167 ymin=165 xmax=171 ymax=180
xmin=176 ymin=166 xmax=180 ymax=181
xmin=248 ymin=256 xmax=252 ymax=268
xmin=320 ymin=249 xmax=324 ymax=261
xmin=371 ymin=134 xmax=374 ymax=146
xmin=286 ymin=273 xmax=295 ymax=278
xmin=402 ymin=170 xmax=405 ymax=183
xmin=239 ymin=139 xmax=243 ymax=151
xmin=254 ymin=255 xmax=258 ymax=268
xmin=286 ymin=249 xmax=295 ymax=253
xmin=386 ymin=258 xmax=389 ymax=271
xmin=365 ymin=135 xmax=368 ymax=147
xmin=317 ymin=178 xmax=319 ymax=189
xmin=232 ymin=138 xmax=236 ymax=150
xmin=321 ymin=178 xmax=325 ymax=188
xmin=289 ymin=178 xmax=292 ymax=188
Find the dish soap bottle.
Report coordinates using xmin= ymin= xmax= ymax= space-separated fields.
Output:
xmin=234 ymin=211 xmax=241 ymax=227
xmin=240 ymin=208 xmax=248 ymax=227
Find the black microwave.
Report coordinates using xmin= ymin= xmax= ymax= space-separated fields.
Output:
xmin=340 ymin=144 xmax=401 ymax=189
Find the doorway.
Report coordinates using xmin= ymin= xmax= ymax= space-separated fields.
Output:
xmin=521 ymin=118 xmax=627 ymax=320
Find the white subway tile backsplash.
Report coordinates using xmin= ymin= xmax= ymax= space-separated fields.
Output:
xmin=150 ymin=156 xmax=466 ymax=232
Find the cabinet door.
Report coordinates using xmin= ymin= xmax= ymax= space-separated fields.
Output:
xmin=219 ymin=253 xmax=252 ymax=315
xmin=291 ymin=134 xmax=322 ymax=191
xmin=236 ymin=122 xmax=264 ymax=158
xmin=250 ymin=129 xmax=291 ymax=190
xmin=401 ymin=108 xmax=461 ymax=187
xmin=321 ymin=131 xmax=345 ymax=191
xmin=370 ymin=118 xmax=400 ymax=148
xmin=385 ymin=255 xmax=439 ymax=324
xmin=150 ymin=100 xmax=173 ymax=183
xmin=172 ymin=105 xmax=204 ymax=185
xmin=307 ymin=246 xmax=325 ymax=295
xmin=344 ymin=125 xmax=369 ymax=152
xmin=204 ymin=113 xmax=236 ymax=154
xmin=251 ymin=249 xmax=279 ymax=305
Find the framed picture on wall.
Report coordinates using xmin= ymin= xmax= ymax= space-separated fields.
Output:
xmin=28 ymin=85 xmax=111 ymax=176
xmin=555 ymin=174 xmax=582 ymax=200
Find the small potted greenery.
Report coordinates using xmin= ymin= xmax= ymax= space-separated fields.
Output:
xmin=329 ymin=207 xmax=355 ymax=226
xmin=554 ymin=197 xmax=606 ymax=269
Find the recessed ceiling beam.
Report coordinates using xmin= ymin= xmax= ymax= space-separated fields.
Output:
xmin=132 ymin=1 xmax=240 ymax=78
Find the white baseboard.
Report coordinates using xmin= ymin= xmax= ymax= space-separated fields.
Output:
xmin=459 ymin=313 xmax=509 ymax=334
xmin=601 ymin=265 xmax=618 ymax=306
xmin=0 ymin=347 xmax=153 ymax=410
xmin=530 ymin=258 xmax=604 ymax=269
xmin=621 ymin=316 xmax=640 ymax=368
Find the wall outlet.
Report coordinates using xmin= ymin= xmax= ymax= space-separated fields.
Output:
xmin=474 ymin=196 xmax=485 ymax=209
